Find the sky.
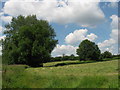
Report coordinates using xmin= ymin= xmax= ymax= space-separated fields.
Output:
xmin=0 ymin=0 xmax=119 ymax=57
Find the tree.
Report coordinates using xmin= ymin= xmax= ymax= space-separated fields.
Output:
xmin=76 ymin=39 xmax=101 ymax=61
xmin=101 ymin=51 xmax=112 ymax=59
xmin=2 ymin=15 xmax=58 ymax=67
xmin=70 ymin=54 xmax=75 ymax=60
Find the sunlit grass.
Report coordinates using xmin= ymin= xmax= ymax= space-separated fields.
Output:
xmin=0 ymin=56 xmax=2 ymax=89
xmin=2 ymin=60 xmax=118 ymax=88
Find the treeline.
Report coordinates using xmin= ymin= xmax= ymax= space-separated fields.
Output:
xmin=50 ymin=53 xmax=120 ymax=62
xmin=50 ymin=54 xmax=79 ymax=62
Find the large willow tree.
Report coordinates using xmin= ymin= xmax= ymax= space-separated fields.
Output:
xmin=2 ymin=15 xmax=57 ymax=67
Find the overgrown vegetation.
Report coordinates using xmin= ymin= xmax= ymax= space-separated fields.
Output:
xmin=2 ymin=60 xmax=118 ymax=88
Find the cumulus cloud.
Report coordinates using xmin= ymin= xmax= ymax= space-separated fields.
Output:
xmin=98 ymin=15 xmax=118 ymax=54
xmin=1 ymin=15 xmax=12 ymax=23
xmin=0 ymin=11 xmax=12 ymax=24
xmin=110 ymin=15 xmax=118 ymax=29
xmin=86 ymin=33 xmax=98 ymax=41
xmin=65 ymin=29 xmax=98 ymax=45
xmin=3 ymin=0 xmax=105 ymax=27
xmin=98 ymin=38 xmax=116 ymax=48
xmin=51 ymin=44 xmax=78 ymax=57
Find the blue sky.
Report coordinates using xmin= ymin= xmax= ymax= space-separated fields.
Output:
xmin=51 ymin=2 xmax=118 ymax=45
xmin=0 ymin=0 xmax=119 ymax=56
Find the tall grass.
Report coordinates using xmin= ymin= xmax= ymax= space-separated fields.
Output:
xmin=2 ymin=60 xmax=118 ymax=88
xmin=0 ymin=56 xmax=2 ymax=89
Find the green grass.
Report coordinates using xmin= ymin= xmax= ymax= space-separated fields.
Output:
xmin=2 ymin=60 xmax=118 ymax=88
xmin=0 ymin=56 xmax=2 ymax=89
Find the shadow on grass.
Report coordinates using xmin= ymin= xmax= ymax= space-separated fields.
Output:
xmin=45 ymin=60 xmax=105 ymax=67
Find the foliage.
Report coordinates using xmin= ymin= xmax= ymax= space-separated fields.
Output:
xmin=77 ymin=39 xmax=101 ymax=61
xmin=101 ymin=51 xmax=112 ymax=59
xmin=51 ymin=55 xmax=79 ymax=62
xmin=2 ymin=15 xmax=57 ymax=67
xmin=112 ymin=54 xmax=120 ymax=59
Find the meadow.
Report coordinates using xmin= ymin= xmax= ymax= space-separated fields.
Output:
xmin=0 ymin=56 xmax=2 ymax=89
xmin=2 ymin=59 xmax=118 ymax=88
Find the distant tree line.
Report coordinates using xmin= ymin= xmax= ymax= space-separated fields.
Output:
xmin=50 ymin=50 xmax=119 ymax=62
xmin=50 ymin=54 xmax=79 ymax=62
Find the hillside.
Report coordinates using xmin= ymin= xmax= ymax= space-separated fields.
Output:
xmin=3 ymin=60 xmax=118 ymax=88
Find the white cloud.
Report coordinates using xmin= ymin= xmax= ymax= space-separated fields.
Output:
xmin=65 ymin=29 xmax=98 ymax=45
xmin=65 ymin=29 xmax=87 ymax=45
xmin=0 ymin=11 xmax=12 ymax=23
xmin=86 ymin=33 xmax=98 ymax=41
xmin=110 ymin=15 xmax=118 ymax=29
xmin=98 ymin=38 xmax=116 ymax=48
xmin=110 ymin=29 xmax=118 ymax=40
xmin=98 ymin=15 xmax=118 ymax=54
xmin=3 ymin=0 xmax=105 ymax=27
xmin=0 ymin=12 xmax=4 ymax=16
xmin=1 ymin=15 xmax=12 ymax=23
xmin=98 ymin=29 xmax=118 ymax=48
xmin=51 ymin=44 xmax=78 ymax=57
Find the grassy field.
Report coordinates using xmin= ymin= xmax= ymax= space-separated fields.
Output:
xmin=0 ymin=56 xmax=2 ymax=89
xmin=2 ymin=60 xmax=118 ymax=88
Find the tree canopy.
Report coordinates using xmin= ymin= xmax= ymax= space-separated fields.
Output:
xmin=76 ymin=39 xmax=101 ymax=61
xmin=2 ymin=15 xmax=58 ymax=67
xmin=101 ymin=51 xmax=112 ymax=59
